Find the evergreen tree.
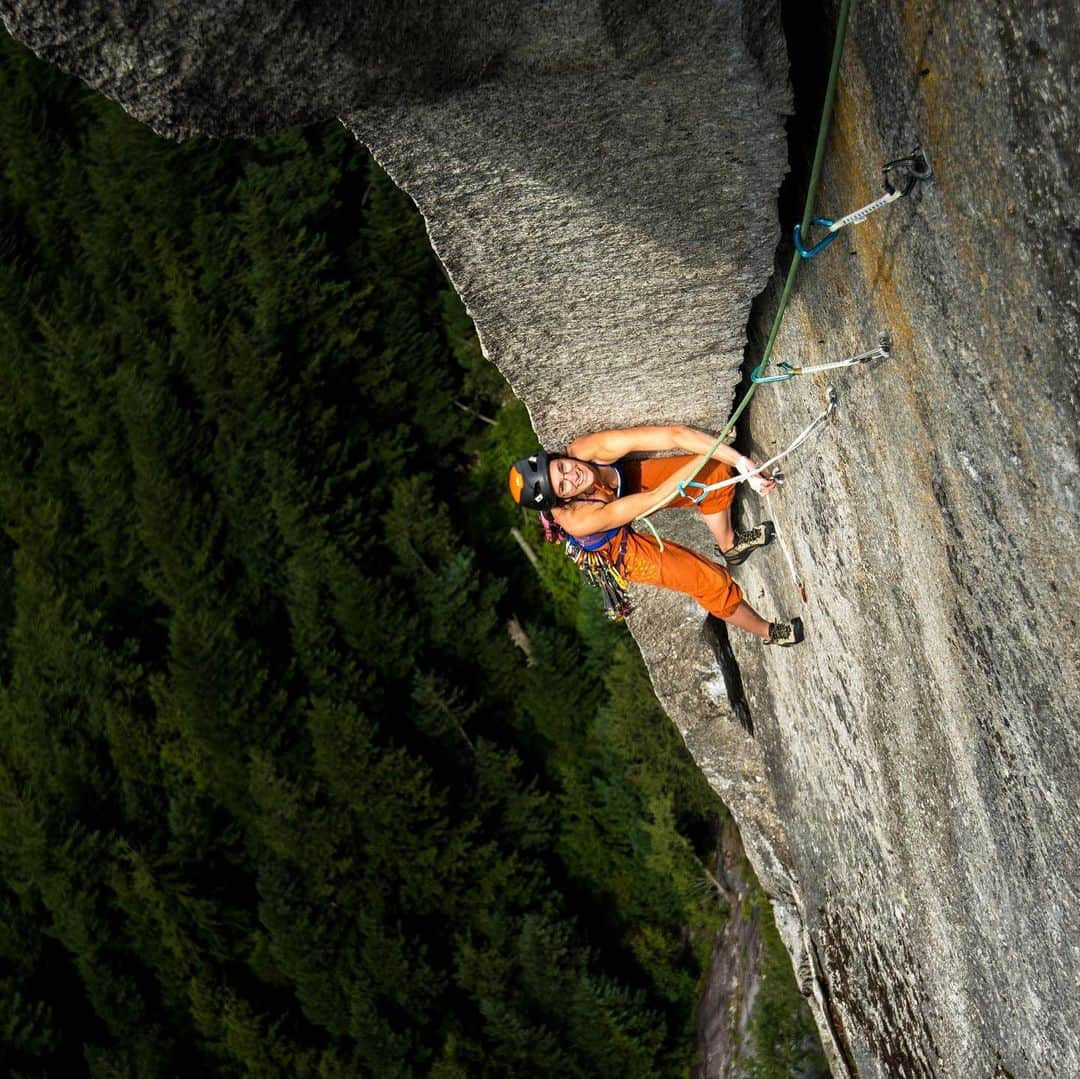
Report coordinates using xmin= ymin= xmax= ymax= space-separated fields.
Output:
xmin=0 ymin=28 xmax=822 ymax=1077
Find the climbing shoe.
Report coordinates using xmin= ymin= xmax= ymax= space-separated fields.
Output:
xmin=765 ymin=617 xmax=804 ymax=647
xmin=717 ymin=521 xmax=776 ymax=566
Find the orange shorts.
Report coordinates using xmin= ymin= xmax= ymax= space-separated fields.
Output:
xmin=597 ymin=455 xmax=743 ymax=620
xmin=601 ymin=529 xmax=743 ymax=620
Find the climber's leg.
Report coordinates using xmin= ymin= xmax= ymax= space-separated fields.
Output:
xmin=723 ymin=600 xmax=772 ymax=639
xmin=702 ymin=506 xmax=735 ymax=550
xmin=620 ymin=532 xmax=742 ymax=620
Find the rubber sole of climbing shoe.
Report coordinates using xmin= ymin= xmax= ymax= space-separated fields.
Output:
xmin=765 ymin=616 xmax=804 ymax=647
xmin=716 ymin=521 xmax=776 ymax=566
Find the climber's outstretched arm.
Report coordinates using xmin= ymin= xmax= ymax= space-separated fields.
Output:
xmin=567 ymin=424 xmax=753 ymax=470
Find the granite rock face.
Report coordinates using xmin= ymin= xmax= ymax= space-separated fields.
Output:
xmin=724 ymin=5 xmax=1079 ymax=1075
xmin=349 ymin=2 xmax=792 ymax=450
xmin=0 ymin=0 xmax=521 ymax=137
xmin=4 ymin=1 xmax=1077 ymax=1075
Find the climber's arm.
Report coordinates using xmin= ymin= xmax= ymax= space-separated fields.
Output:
xmin=565 ymin=424 xmax=775 ymax=495
xmin=554 ymin=457 xmax=707 ymax=532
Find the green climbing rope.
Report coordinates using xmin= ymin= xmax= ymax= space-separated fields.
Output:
xmin=634 ymin=0 xmax=854 ymax=542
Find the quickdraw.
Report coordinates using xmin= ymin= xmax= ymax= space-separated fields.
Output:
xmin=672 ymin=385 xmax=838 ymax=504
xmin=793 ymin=146 xmax=933 ymax=259
xmin=753 ymin=330 xmax=891 ymax=384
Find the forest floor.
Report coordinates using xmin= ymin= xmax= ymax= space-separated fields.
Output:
xmin=692 ymin=819 xmax=764 ymax=1078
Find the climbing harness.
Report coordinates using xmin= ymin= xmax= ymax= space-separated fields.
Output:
xmin=793 ymin=147 xmax=933 ymax=259
xmin=752 ymin=330 xmax=891 ymax=385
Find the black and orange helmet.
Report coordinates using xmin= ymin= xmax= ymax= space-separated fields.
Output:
xmin=508 ymin=452 xmax=554 ymax=510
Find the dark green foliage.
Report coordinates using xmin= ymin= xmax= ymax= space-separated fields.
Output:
xmin=0 ymin=29 xmax=821 ymax=1078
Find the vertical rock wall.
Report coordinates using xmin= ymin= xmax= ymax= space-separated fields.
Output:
xmin=347 ymin=2 xmax=791 ymax=449
xmin=725 ymin=3 xmax=1079 ymax=1074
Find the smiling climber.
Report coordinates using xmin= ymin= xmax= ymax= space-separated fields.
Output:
xmin=509 ymin=425 xmax=803 ymax=645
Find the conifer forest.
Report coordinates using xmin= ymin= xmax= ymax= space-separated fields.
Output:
xmin=0 ymin=33 xmax=821 ymax=1077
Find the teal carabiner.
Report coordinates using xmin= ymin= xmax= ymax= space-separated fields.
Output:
xmin=676 ymin=479 xmax=709 ymax=504
xmin=793 ymin=217 xmax=838 ymax=259
xmin=751 ymin=361 xmax=796 ymax=385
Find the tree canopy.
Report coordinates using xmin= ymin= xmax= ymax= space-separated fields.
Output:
xmin=0 ymin=32 xmax=761 ymax=1077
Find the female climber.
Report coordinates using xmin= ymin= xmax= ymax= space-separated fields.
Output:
xmin=508 ymin=424 xmax=803 ymax=645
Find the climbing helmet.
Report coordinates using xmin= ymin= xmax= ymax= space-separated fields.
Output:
xmin=509 ymin=452 xmax=555 ymax=510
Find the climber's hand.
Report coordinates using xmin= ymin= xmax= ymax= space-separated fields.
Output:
xmin=750 ymin=471 xmax=777 ymax=495
xmin=736 ymin=456 xmax=776 ymax=495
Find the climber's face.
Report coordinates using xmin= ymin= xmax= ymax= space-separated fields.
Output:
xmin=549 ymin=457 xmax=595 ymax=501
